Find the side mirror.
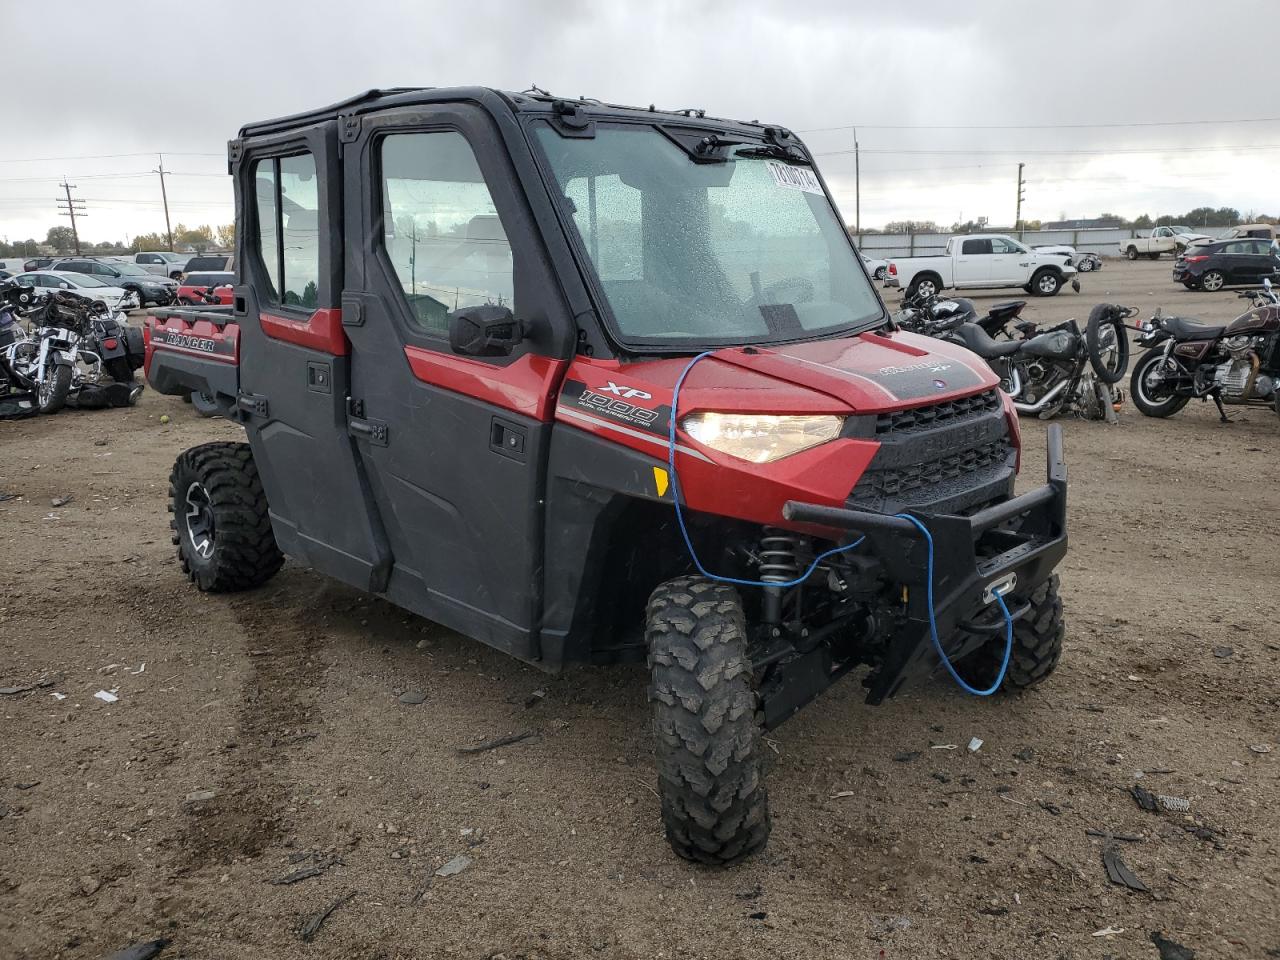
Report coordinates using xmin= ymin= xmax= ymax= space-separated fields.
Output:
xmin=448 ymin=304 xmax=523 ymax=357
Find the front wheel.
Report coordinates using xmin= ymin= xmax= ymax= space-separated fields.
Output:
xmin=647 ymin=576 xmax=770 ymax=866
xmin=966 ymin=575 xmax=1065 ymax=690
xmin=1199 ymin=270 xmax=1225 ymax=292
xmin=1085 ymin=304 xmax=1130 ymax=384
xmin=168 ymin=442 xmax=283 ymax=592
xmin=1130 ymin=350 xmax=1190 ymax=418
xmin=1031 ymin=269 xmax=1062 ymax=297
xmin=1077 ymin=257 xmax=1094 ymax=273
xmin=38 ymin=364 xmax=72 ymax=414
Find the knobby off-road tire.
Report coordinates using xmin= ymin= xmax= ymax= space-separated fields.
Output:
xmin=966 ymin=575 xmax=1065 ymax=691
xmin=169 ymin=441 xmax=282 ymax=592
xmin=647 ymin=576 xmax=770 ymax=866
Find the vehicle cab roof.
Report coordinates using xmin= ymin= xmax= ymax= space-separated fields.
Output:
xmin=235 ymin=86 xmax=791 ymax=143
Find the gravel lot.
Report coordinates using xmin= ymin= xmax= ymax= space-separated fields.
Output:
xmin=1 ymin=257 xmax=1277 ymax=959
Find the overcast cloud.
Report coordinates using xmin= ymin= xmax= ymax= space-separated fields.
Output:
xmin=2 ymin=0 xmax=1274 ymax=244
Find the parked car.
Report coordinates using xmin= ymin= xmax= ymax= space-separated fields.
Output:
xmin=860 ymin=254 xmax=888 ymax=280
xmin=183 ymin=254 xmax=233 ymax=274
xmin=175 ymin=271 xmax=234 ymax=304
xmin=0 ymin=258 xmax=29 ymax=274
xmin=1171 ymin=239 xmax=1280 ymax=291
xmin=1189 ymin=223 xmax=1277 ymax=247
xmin=14 ymin=271 xmax=138 ymax=308
xmin=133 ymin=251 xmax=191 ymax=279
xmin=23 ymin=257 xmax=56 ymax=272
xmin=1032 ymin=244 xmax=1103 ymax=272
xmin=0 ymin=270 xmax=12 ymax=280
xmin=50 ymin=257 xmax=177 ymax=306
xmin=1120 ymin=225 xmax=1210 ymax=260
xmin=885 ymin=234 xmax=1078 ymax=298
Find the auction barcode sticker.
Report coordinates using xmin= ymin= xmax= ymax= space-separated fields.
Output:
xmin=765 ymin=161 xmax=823 ymax=194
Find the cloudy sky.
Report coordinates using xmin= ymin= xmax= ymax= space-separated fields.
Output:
xmin=2 ymin=0 xmax=1274 ymax=245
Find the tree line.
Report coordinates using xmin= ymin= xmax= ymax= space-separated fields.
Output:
xmin=856 ymin=207 xmax=1277 ymax=236
xmin=0 ymin=224 xmax=236 ymax=259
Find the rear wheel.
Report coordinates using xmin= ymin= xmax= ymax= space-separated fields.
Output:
xmin=104 ymin=357 xmax=134 ymax=384
xmin=1031 ymin=269 xmax=1062 ymax=297
xmin=907 ymin=275 xmax=940 ymax=300
xmin=190 ymin=390 xmax=220 ymax=417
xmin=38 ymin=364 xmax=72 ymax=414
xmin=1130 ymin=350 xmax=1190 ymax=418
xmin=966 ymin=576 xmax=1064 ymax=690
xmin=1200 ymin=270 xmax=1225 ymax=292
xmin=647 ymin=576 xmax=770 ymax=866
xmin=168 ymin=442 xmax=283 ymax=592
xmin=1125 ymin=246 xmax=1139 ymax=261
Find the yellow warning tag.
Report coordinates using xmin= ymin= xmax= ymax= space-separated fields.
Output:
xmin=653 ymin=466 xmax=670 ymax=498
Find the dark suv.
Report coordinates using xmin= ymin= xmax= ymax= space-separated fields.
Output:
xmin=50 ymin=258 xmax=177 ymax=306
xmin=142 ymin=86 xmax=1069 ymax=865
xmin=1173 ymin=239 xmax=1280 ymax=292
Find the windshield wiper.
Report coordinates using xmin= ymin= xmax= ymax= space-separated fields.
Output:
xmin=734 ymin=143 xmax=809 ymax=163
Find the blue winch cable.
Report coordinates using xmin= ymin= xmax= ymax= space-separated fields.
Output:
xmin=667 ymin=351 xmax=1014 ymax=694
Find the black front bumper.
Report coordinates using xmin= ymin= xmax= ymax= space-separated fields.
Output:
xmin=783 ymin=425 xmax=1068 ymax=704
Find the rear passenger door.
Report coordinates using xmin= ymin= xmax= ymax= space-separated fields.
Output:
xmin=232 ymin=120 xmax=392 ymax=593
xmin=341 ymin=103 xmax=575 ymax=661
xmin=956 ymin=238 xmax=992 ymax=285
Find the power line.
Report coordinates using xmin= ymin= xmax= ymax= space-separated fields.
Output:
xmin=799 ymin=116 xmax=1280 ymax=133
xmin=0 ymin=151 xmax=224 ymax=164
xmin=815 ymin=143 xmax=1280 ymax=158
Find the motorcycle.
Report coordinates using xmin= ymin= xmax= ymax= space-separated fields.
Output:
xmin=0 ymin=283 xmax=39 ymax=419
xmin=1130 ymin=279 xmax=1280 ymax=422
xmin=906 ymin=298 xmax=1133 ymax=420
xmin=0 ymin=281 xmax=144 ymax=414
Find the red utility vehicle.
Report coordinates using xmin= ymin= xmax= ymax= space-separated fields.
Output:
xmin=145 ymin=87 xmax=1068 ymax=865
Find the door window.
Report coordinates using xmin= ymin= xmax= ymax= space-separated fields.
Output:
xmin=379 ymin=131 xmax=515 ymax=335
xmin=990 ymin=238 xmax=1022 ymax=254
xmin=250 ymin=153 xmax=320 ymax=309
xmin=961 ymin=238 xmax=992 ymax=255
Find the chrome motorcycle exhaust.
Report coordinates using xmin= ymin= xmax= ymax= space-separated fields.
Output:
xmin=1012 ymin=378 xmax=1070 ymax=414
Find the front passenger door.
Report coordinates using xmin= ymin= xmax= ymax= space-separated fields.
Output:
xmin=342 ymin=107 xmax=576 ymax=661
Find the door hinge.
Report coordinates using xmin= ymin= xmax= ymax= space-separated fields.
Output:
xmin=339 ymin=114 xmax=361 ymax=143
xmin=236 ymin=391 xmax=268 ymax=418
xmin=347 ymin=398 xmax=388 ymax=446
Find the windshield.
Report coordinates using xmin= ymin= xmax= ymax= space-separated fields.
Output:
xmin=1170 ymin=225 xmax=1192 ymax=234
xmin=112 ymin=263 xmax=149 ymax=276
xmin=62 ymin=273 xmax=109 ymax=287
xmin=534 ymin=123 xmax=883 ymax=346
xmin=159 ymin=252 xmax=184 ymax=262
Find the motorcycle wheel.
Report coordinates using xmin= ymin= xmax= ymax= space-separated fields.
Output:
xmin=1129 ymin=350 xmax=1190 ymax=418
xmin=104 ymin=357 xmax=134 ymax=384
xmin=1085 ymin=304 xmax=1129 ymax=384
xmin=38 ymin=364 xmax=73 ymax=414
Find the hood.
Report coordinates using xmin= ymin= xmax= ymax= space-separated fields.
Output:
xmin=561 ymin=329 xmax=999 ymax=427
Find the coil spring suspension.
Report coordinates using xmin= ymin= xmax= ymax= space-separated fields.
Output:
xmin=758 ymin=528 xmax=801 ymax=583
xmin=759 ymin=527 xmax=801 ymax=627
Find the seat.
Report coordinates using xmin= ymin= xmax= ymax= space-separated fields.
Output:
xmin=986 ymin=300 xmax=1027 ymax=323
xmin=1163 ymin=316 xmax=1225 ymax=340
xmin=952 ymin=322 xmax=1022 ymax=359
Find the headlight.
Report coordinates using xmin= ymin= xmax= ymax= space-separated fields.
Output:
xmin=681 ymin=412 xmax=844 ymax=463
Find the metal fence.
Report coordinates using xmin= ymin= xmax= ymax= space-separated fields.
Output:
xmin=853 ymin=227 xmax=1223 ymax=260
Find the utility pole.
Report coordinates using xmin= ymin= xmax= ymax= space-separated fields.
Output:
xmin=853 ymin=125 xmax=861 ymax=236
xmin=154 ymin=153 xmax=174 ymax=251
xmin=1015 ymin=163 xmax=1026 ymax=235
xmin=56 ymin=178 xmax=86 ymax=255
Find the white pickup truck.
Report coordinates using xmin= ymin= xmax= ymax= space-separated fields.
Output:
xmin=132 ymin=251 xmax=192 ymax=279
xmin=1120 ymin=225 xmax=1210 ymax=260
xmin=885 ymin=234 xmax=1078 ymax=298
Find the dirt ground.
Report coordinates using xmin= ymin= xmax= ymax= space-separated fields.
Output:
xmin=1 ymin=257 xmax=1277 ymax=960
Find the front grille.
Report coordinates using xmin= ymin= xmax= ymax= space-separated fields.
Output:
xmin=851 ymin=389 xmax=1014 ymax=516
xmin=875 ymin=389 xmax=1001 ymax=435
xmin=856 ymin=437 xmax=1011 ymax=499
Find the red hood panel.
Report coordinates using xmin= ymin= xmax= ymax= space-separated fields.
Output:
xmin=717 ymin=330 xmax=999 ymax=411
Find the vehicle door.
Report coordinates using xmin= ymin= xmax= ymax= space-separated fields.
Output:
xmin=1237 ymin=240 xmax=1276 ymax=284
xmin=986 ymin=236 xmax=1026 ymax=284
xmin=232 ymin=119 xmax=393 ymax=593
xmin=136 ymin=253 xmax=162 ymax=275
xmin=1218 ymin=241 xmax=1251 ymax=284
xmin=956 ymin=237 xmax=992 ymax=285
xmin=341 ymin=103 xmax=576 ymax=660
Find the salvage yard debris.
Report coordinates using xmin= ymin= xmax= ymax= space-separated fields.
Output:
xmin=298 ymin=891 xmax=356 ymax=943
xmin=1102 ymin=847 xmax=1149 ymax=893
xmin=456 ymin=730 xmax=537 ymax=755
